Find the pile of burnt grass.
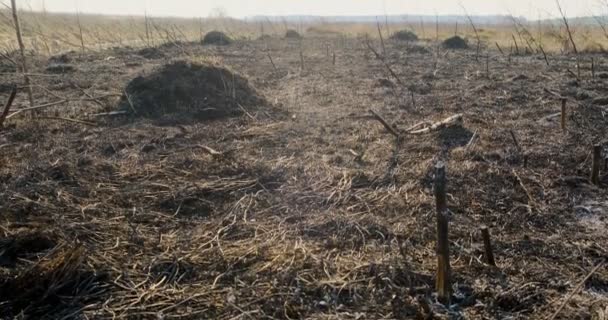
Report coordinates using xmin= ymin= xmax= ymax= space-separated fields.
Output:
xmin=390 ymin=30 xmax=419 ymax=41
xmin=443 ymin=36 xmax=468 ymax=49
xmin=285 ymin=29 xmax=303 ymax=39
xmin=120 ymin=61 xmax=266 ymax=121
xmin=202 ymin=31 xmax=233 ymax=45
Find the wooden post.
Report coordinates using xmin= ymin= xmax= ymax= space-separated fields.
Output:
xmin=300 ymin=49 xmax=304 ymax=71
xmin=561 ymin=98 xmax=567 ymax=132
xmin=434 ymin=162 xmax=451 ymax=305
xmin=480 ymin=226 xmax=496 ymax=266
xmin=10 ymin=0 xmax=34 ymax=112
xmin=410 ymin=90 xmax=416 ymax=109
xmin=591 ymin=144 xmax=602 ymax=185
xmin=486 ymin=55 xmax=490 ymax=77
xmin=0 ymin=86 xmax=17 ymax=128
xmin=592 ymin=58 xmax=595 ymax=79
xmin=332 ymin=52 xmax=336 ymax=66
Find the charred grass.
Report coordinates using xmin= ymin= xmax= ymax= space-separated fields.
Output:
xmin=0 ymin=37 xmax=607 ymax=319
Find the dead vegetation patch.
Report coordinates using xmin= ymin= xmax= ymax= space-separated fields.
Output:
xmin=285 ymin=29 xmax=303 ymax=39
xmin=443 ymin=35 xmax=469 ymax=49
xmin=137 ymin=46 xmax=166 ymax=59
xmin=120 ymin=61 xmax=267 ymax=121
xmin=390 ymin=30 xmax=419 ymax=42
xmin=0 ymin=243 xmax=108 ymax=319
xmin=202 ymin=30 xmax=233 ymax=45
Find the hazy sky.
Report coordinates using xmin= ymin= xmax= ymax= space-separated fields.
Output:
xmin=16 ymin=0 xmax=601 ymax=20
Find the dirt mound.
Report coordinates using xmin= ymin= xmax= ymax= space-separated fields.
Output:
xmin=120 ymin=61 xmax=266 ymax=120
xmin=390 ymin=30 xmax=419 ymax=41
xmin=285 ymin=29 xmax=303 ymax=39
xmin=443 ymin=36 xmax=468 ymax=49
xmin=582 ymin=42 xmax=606 ymax=54
xmin=202 ymin=31 xmax=233 ymax=45
xmin=48 ymin=53 xmax=72 ymax=64
xmin=46 ymin=63 xmax=76 ymax=74
xmin=137 ymin=47 xmax=166 ymax=59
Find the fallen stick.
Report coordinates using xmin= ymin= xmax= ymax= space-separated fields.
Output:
xmin=0 ymin=86 xmax=17 ymax=127
xmin=237 ymin=103 xmax=256 ymax=121
xmin=6 ymin=99 xmax=68 ymax=119
xmin=465 ymin=130 xmax=478 ymax=150
xmin=408 ymin=114 xmax=463 ymax=135
xmin=369 ymin=109 xmax=400 ymax=138
xmin=194 ymin=144 xmax=223 ymax=156
xmin=405 ymin=121 xmax=432 ymax=132
xmin=538 ymin=112 xmax=561 ymax=123
xmin=548 ymin=260 xmax=605 ymax=320
xmin=90 ymin=111 xmax=129 ymax=117
xmin=267 ymin=52 xmax=277 ymax=71
xmin=37 ymin=116 xmax=97 ymax=126
xmin=543 ymin=88 xmax=565 ymax=99
xmin=512 ymin=169 xmax=535 ymax=208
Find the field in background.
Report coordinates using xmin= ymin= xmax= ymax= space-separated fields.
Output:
xmin=1 ymin=6 xmax=608 ymax=320
xmin=0 ymin=10 xmax=607 ymax=55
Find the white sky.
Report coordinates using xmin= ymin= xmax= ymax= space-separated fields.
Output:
xmin=16 ymin=0 xmax=602 ymax=20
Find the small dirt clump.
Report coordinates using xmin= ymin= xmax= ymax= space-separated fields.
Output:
xmin=137 ymin=47 xmax=165 ymax=59
xmin=46 ymin=64 xmax=76 ymax=74
xmin=202 ymin=31 xmax=233 ymax=45
xmin=390 ymin=30 xmax=419 ymax=41
xmin=285 ymin=30 xmax=303 ymax=39
xmin=120 ymin=61 xmax=266 ymax=121
xmin=443 ymin=36 xmax=468 ymax=49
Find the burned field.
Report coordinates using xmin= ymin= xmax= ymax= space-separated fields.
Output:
xmin=0 ymin=36 xmax=607 ymax=319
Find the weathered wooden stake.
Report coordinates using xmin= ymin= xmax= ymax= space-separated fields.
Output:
xmin=332 ymin=52 xmax=336 ymax=66
xmin=561 ymin=98 xmax=567 ymax=131
xmin=410 ymin=90 xmax=416 ymax=109
xmin=591 ymin=144 xmax=602 ymax=185
xmin=0 ymin=86 xmax=17 ymax=128
xmin=10 ymin=0 xmax=34 ymax=112
xmin=434 ymin=162 xmax=451 ymax=305
xmin=480 ymin=226 xmax=496 ymax=266
xmin=592 ymin=58 xmax=595 ymax=79
xmin=300 ymin=49 xmax=304 ymax=71
xmin=486 ymin=55 xmax=490 ymax=77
